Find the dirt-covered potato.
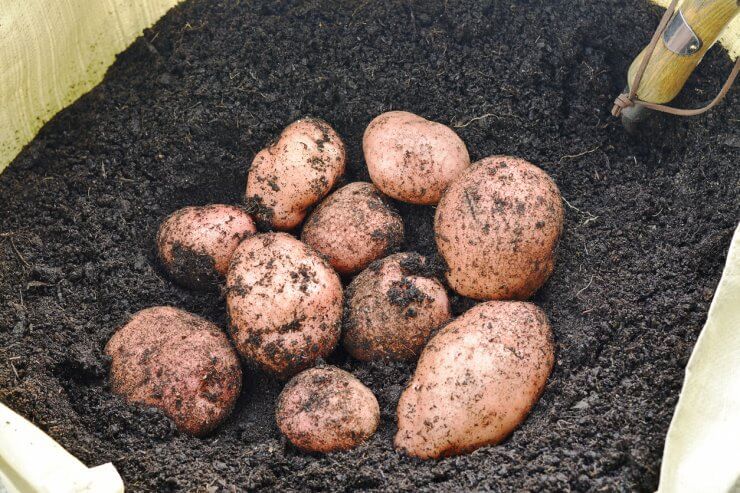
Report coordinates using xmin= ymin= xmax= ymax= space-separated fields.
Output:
xmin=245 ymin=118 xmax=346 ymax=230
xmin=105 ymin=306 xmax=242 ymax=436
xmin=226 ymin=232 xmax=343 ymax=378
xmin=156 ymin=204 xmax=257 ymax=290
xmin=301 ymin=182 xmax=404 ymax=275
xmin=343 ymin=253 xmax=450 ymax=361
xmin=363 ymin=111 xmax=469 ymax=205
xmin=395 ymin=301 xmax=554 ymax=459
xmin=435 ymin=156 xmax=564 ymax=300
xmin=276 ymin=366 xmax=379 ymax=453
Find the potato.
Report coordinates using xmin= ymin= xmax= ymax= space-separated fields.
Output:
xmin=301 ymin=182 xmax=404 ymax=275
xmin=226 ymin=232 xmax=343 ymax=378
xmin=343 ymin=253 xmax=450 ymax=361
xmin=362 ymin=111 xmax=469 ymax=205
xmin=245 ymin=118 xmax=346 ymax=230
xmin=276 ymin=366 xmax=379 ymax=453
xmin=395 ymin=301 xmax=554 ymax=459
xmin=156 ymin=204 xmax=257 ymax=290
xmin=105 ymin=306 xmax=242 ymax=436
xmin=434 ymin=156 xmax=564 ymax=300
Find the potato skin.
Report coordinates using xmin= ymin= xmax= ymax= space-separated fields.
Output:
xmin=434 ymin=156 xmax=564 ymax=300
xmin=363 ymin=111 xmax=469 ymax=205
xmin=156 ymin=204 xmax=257 ymax=290
xmin=276 ymin=366 xmax=379 ymax=453
xmin=394 ymin=301 xmax=554 ymax=459
xmin=226 ymin=233 xmax=343 ymax=378
xmin=301 ymin=182 xmax=404 ymax=276
xmin=343 ymin=253 xmax=451 ymax=361
xmin=245 ymin=118 xmax=346 ymax=230
xmin=105 ymin=306 xmax=242 ymax=436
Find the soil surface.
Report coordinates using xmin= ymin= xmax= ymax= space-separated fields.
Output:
xmin=1 ymin=0 xmax=738 ymax=491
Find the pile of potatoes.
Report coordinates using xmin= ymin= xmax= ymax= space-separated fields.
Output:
xmin=106 ymin=111 xmax=564 ymax=458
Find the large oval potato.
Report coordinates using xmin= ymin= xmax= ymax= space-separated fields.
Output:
xmin=363 ymin=111 xmax=469 ymax=205
xmin=105 ymin=306 xmax=242 ymax=436
xmin=157 ymin=204 xmax=257 ymax=289
xmin=301 ymin=182 xmax=404 ymax=276
xmin=226 ymin=232 xmax=342 ymax=378
xmin=276 ymin=366 xmax=379 ymax=453
xmin=395 ymin=301 xmax=554 ymax=459
xmin=245 ymin=118 xmax=346 ymax=230
xmin=343 ymin=253 xmax=450 ymax=361
xmin=435 ymin=156 xmax=564 ymax=300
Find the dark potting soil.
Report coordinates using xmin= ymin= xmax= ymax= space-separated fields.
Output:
xmin=0 ymin=0 xmax=738 ymax=491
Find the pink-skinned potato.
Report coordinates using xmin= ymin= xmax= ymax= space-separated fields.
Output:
xmin=276 ymin=366 xmax=379 ymax=453
xmin=395 ymin=301 xmax=554 ymax=459
xmin=435 ymin=156 xmax=564 ymax=300
xmin=343 ymin=252 xmax=451 ymax=361
xmin=363 ymin=111 xmax=469 ymax=205
xmin=301 ymin=182 xmax=404 ymax=275
xmin=246 ymin=118 xmax=346 ymax=230
xmin=105 ymin=306 xmax=242 ymax=436
xmin=157 ymin=204 xmax=257 ymax=290
xmin=226 ymin=233 xmax=343 ymax=378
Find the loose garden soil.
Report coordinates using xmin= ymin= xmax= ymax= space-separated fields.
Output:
xmin=1 ymin=0 xmax=738 ymax=491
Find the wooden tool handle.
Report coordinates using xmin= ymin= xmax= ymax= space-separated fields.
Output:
xmin=628 ymin=0 xmax=739 ymax=104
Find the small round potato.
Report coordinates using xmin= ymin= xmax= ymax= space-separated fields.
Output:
xmin=363 ymin=111 xmax=470 ymax=205
xmin=301 ymin=182 xmax=404 ymax=276
xmin=245 ymin=118 xmax=346 ymax=230
xmin=105 ymin=306 xmax=242 ymax=436
xmin=343 ymin=253 xmax=451 ymax=361
xmin=395 ymin=301 xmax=554 ymax=459
xmin=276 ymin=366 xmax=379 ymax=453
xmin=435 ymin=156 xmax=564 ymax=300
xmin=156 ymin=204 xmax=257 ymax=290
xmin=226 ymin=233 xmax=343 ymax=378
